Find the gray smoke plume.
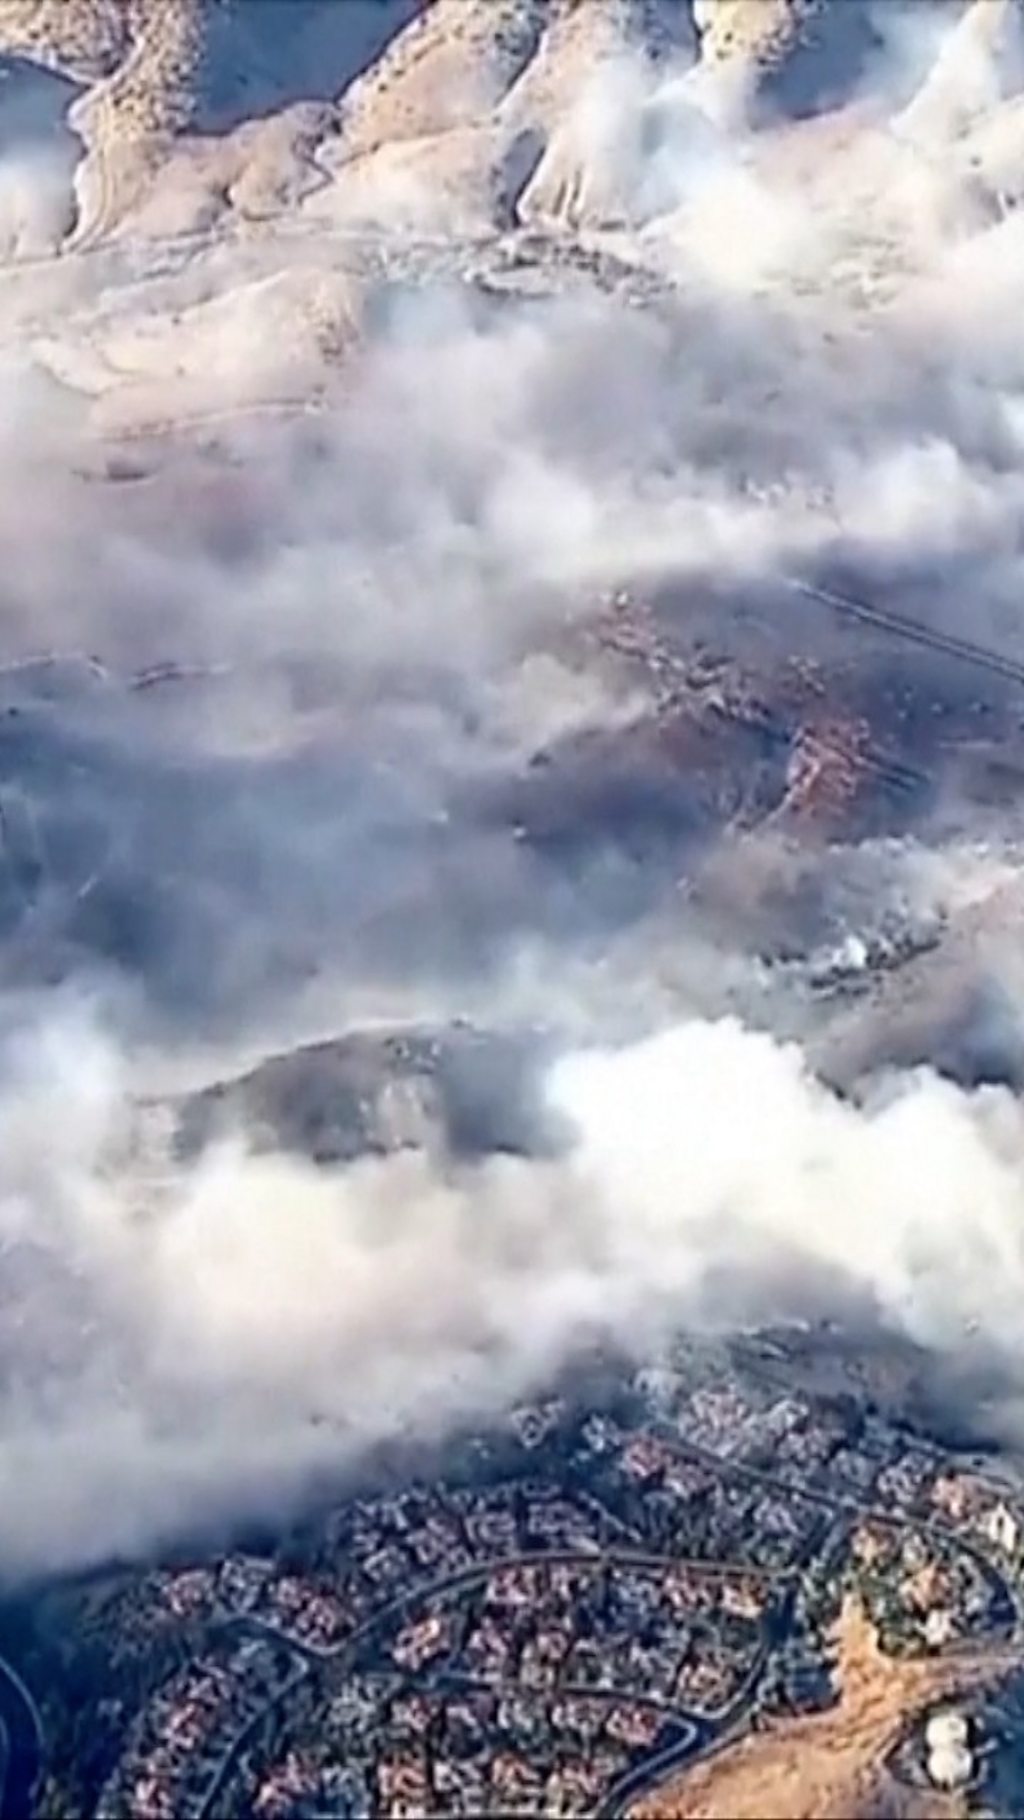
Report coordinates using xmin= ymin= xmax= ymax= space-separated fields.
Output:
xmin=3 ymin=1 xmax=1024 ymax=1573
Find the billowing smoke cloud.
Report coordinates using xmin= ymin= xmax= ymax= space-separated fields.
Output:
xmin=5 ymin=0 xmax=1024 ymax=1574
xmin=4 ymin=1002 xmax=1024 ymax=1580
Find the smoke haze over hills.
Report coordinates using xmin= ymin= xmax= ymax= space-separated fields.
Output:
xmin=4 ymin=0 xmax=1024 ymax=1574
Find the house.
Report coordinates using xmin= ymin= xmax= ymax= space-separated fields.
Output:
xmin=924 ymin=1608 xmax=956 ymax=1649
xmin=981 ymin=1501 xmax=1019 ymax=1557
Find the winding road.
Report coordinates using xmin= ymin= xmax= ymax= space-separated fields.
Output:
xmin=0 ymin=1655 xmax=42 ymax=1820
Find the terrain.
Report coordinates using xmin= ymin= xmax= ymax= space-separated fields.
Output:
xmin=633 ymin=1596 xmax=996 ymax=1819
xmin=4 ymin=1 xmax=1024 ymax=1816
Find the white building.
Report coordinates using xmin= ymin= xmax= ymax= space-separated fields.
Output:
xmin=926 ymin=1710 xmax=968 ymax=1753
xmin=982 ymin=1501 xmax=1019 ymax=1556
xmin=923 ymin=1608 xmax=955 ymax=1650
xmin=927 ymin=1741 xmax=973 ymax=1790
xmin=926 ymin=1710 xmax=973 ymax=1791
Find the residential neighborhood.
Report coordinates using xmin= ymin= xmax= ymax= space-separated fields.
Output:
xmin=7 ymin=1343 xmax=1024 ymax=1819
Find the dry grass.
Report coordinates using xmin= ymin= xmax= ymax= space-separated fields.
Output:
xmin=0 ymin=0 xmax=200 ymax=127
xmin=338 ymin=0 xmax=535 ymax=158
xmin=499 ymin=0 xmax=631 ymax=228
xmin=0 ymin=0 xmax=127 ymax=81
xmin=631 ymin=1598 xmax=1013 ymax=1820
xmin=0 ymin=0 xmax=203 ymax=245
xmin=692 ymin=0 xmax=818 ymax=72
xmin=0 ymin=0 xmax=1011 ymax=264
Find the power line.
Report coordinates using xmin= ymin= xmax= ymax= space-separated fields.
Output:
xmin=784 ymin=577 xmax=1024 ymax=692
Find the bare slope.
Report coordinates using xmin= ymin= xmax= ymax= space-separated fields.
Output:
xmin=633 ymin=1597 xmax=1009 ymax=1820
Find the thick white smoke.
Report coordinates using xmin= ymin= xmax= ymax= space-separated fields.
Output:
xmin=3 ymin=1003 xmax=1024 ymax=1577
xmin=5 ymin=0 xmax=1024 ymax=1574
xmin=553 ymin=1020 xmax=1024 ymax=1349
